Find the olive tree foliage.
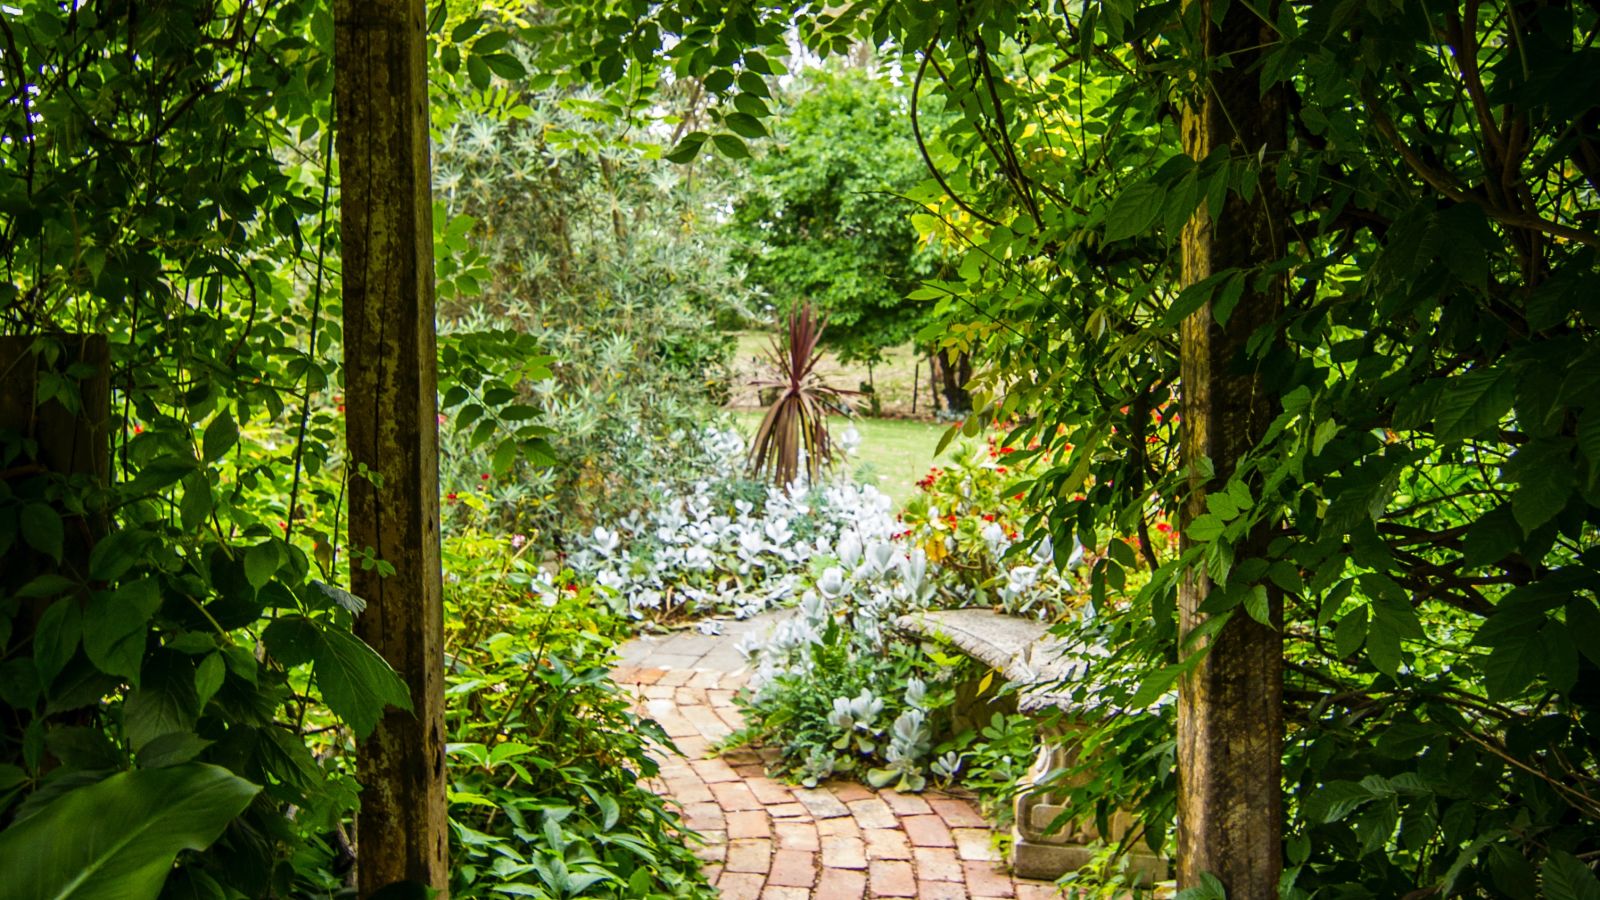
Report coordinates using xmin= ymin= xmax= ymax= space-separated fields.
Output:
xmin=523 ymin=0 xmax=1600 ymax=894
xmin=727 ymin=65 xmax=940 ymax=365
xmin=431 ymin=81 xmax=756 ymax=536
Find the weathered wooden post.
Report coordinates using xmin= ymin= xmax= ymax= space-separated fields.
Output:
xmin=333 ymin=0 xmax=449 ymax=892
xmin=1176 ymin=0 xmax=1286 ymax=895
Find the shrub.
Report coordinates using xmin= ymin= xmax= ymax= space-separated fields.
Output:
xmin=440 ymin=532 xmax=711 ymax=899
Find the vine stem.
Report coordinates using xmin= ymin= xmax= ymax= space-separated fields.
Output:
xmin=284 ymin=100 xmax=337 ymax=552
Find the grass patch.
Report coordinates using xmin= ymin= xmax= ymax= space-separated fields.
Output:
xmin=729 ymin=411 xmax=950 ymax=509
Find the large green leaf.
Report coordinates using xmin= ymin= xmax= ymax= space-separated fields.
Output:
xmin=1432 ymin=367 xmax=1514 ymax=442
xmin=0 ymin=764 xmax=259 ymax=900
xmin=314 ymin=626 xmax=413 ymax=738
xmin=1543 ymin=851 xmax=1600 ymax=900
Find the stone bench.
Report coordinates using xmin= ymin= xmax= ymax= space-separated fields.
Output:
xmin=894 ymin=608 xmax=1167 ymax=884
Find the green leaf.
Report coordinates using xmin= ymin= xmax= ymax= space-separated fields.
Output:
xmin=1365 ymin=612 xmax=1402 ymax=677
xmin=664 ymin=131 xmax=707 ymax=163
xmin=314 ymin=626 xmax=413 ymax=739
xmin=194 ymin=653 xmax=225 ymax=709
xmin=1304 ymin=779 xmax=1376 ymax=824
xmin=21 ymin=503 xmax=64 ymax=563
xmin=723 ymin=111 xmax=767 ymax=139
xmin=1482 ymin=631 xmax=1544 ymax=700
xmin=201 ymin=412 xmax=237 ymax=462
xmin=1542 ymin=851 xmax=1600 ymax=900
xmin=1511 ymin=442 xmax=1575 ymax=533
xmin=244 ymin=541 xmax=279 ymax=590
xmin=0 ymin=764 xmax=259 ymax=900
xmin=83 ymin=580 xmax=162 ymax=683
xmin=1334 ymin=606 xmax=1369 ymax=658
xmin=1432 ymin=367 xmax=1514 ymax=442
xmin=1242 ymin=584 xmax=1272 ymax=627
xmin=1104 ymin=181 xmax=1166 ymax=242
xmin=34 ymin=599 xmax=82 ymax=685
xmin=711 ymin=133 xmax=750 ymax=159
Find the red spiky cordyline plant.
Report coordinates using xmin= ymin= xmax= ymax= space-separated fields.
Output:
xmin=748 ymin=303 xmax=856 ymax=487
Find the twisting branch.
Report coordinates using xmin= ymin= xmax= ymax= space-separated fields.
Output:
xmin=1364 ymin=91 xmax=1600 ymax=250
xmin=911 ymin=46 xmax=1000 ymax=228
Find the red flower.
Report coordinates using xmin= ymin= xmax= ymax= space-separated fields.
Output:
xmin=446 ymin=492 xmax=458 ymax=502
xmin=996 ymin=466 xmax=1007 ymax=474
xmin=480 ymin=473 xmax=491 ymax=481
xmin=1013 ymin=493 xmax=1024 ymax=501
xmin=1156 ymin=522 xmax=1173 ymax=534
xmin=983 ymin=514 xmax=996 ymax=522
xmin=1000 ymin=446 xmax=1016 ymax=454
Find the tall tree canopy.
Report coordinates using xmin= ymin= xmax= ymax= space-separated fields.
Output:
xmin=729 ymin=65 xmax=937 ymax=364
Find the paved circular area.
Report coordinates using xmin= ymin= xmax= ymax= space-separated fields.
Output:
xmin=614 ymin=614 xmax=1059 ymax=899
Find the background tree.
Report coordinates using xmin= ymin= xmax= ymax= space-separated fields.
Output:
xmin=728 ymin=66 xmax=953 ymax=397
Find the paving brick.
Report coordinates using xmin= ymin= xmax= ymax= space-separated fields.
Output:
xmin=917 ymin=881 xmax=972 ymax=900
xmin=657 ymin=669 xmax=695 ymax=686
xmin=901 ymin=814 xmax=954 ymax=848
xmin=727 ymin=809 xmax=771 ymax=839
xmin=911 ymin=847 xmax=964 ymax=882
xmin=717 ymin=871 xmax=766 ymax=900
xmin=707 ymin=688 xmax=738 ymax=707
xmin=953 ymin=827 xmax=1002 ymax=861
xmin=863 ymin=826 xmax=912 ymax=860
xmin=642 ymin=685 xmax=675 ymax=699
xmin=816 ymin=867 xmax=869 ymax=898
xmin=793 ymin=787 xmax=853 ymax=819
xmin=832 ymin=781 xmax=877 ymax=803
xmin=869 ymin=859 xmax=917 ymax=897
xmin=767 ymin=849 xmax=818 ymax=888
xmin=962 ymin=860 xmax=1015 ymax=897
xmin=689 ymin=670 xmax=723 ymax=688
xmin=662 ymin=776 xmax=714 ymax=805
xmin=774 ymin=821 xmax=819 ymax=852
xmin=821 ymin=835 xmax=868 ymax=869
xmin=928 ymin=796 xmax=988 ymax=828
xmin=726 ymin=838 xmax=774 ymax=874
xmin=1013 ymin=884 xmax=1063 ymax=900
xmin=711 ymin=781 xmax=763 ymax=812
xmin=818 ymin=816 xmax=862 ymax=839
xmin=748 ymin=777 xmax=794 ymax=805
xmin=674 ymin=734 xmax=712 ymax=757
xmin=766 ymin=802 xmax=808 ymax=819
xmin=691 ymin=757 xmax=742 ymax=784
xmin=881 ymin=790 xmax=934 ymax=816
xmin=848 ymin=796 xmax=899 ymax=829
xmin=760 ymin=888 xmax=810 ymax=900
xmin=681 ymin=802 xmax=724 ymax=830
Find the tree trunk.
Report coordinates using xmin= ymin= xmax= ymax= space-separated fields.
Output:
xmin=334 ymin=0 xmax=449 ymax=893
xmin=937 ymin=348 xmax=972 ymax=414
xmin=1175 ymin=0 xmax=1286 ymax=896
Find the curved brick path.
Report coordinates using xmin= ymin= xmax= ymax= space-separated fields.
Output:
xmin=614 ymin=615 xmax=1059 ymax=899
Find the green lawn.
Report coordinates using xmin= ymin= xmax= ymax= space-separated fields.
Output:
xmin=729 ymin=411 xmax=950 ymax=509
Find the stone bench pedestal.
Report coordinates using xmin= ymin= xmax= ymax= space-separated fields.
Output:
xmin=895 ymin=609 xmax=1170 ymax=884
xmin=1010 ymin=728 xmax=1167 ymax=884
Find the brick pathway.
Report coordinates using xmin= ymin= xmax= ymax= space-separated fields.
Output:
xmin=614 ymin=615 xmax=1059 ymax=899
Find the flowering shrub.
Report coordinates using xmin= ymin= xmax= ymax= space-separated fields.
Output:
xmin=899 ymin=437 xmax=1087 ymax=617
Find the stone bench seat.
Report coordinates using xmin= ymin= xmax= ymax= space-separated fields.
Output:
xmin=892 ymin=607 xmax=1167 ymax=884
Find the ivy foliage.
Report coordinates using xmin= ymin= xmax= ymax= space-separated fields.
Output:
xmin=524 ymin=0 xmax=1600 ymax=892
